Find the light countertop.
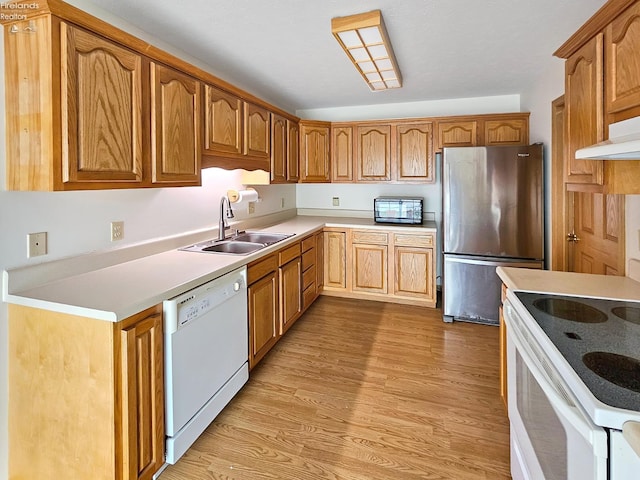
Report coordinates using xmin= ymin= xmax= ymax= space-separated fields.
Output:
xmin=3 ymin=215 xmax=436 ymax=322
xmin=497 ymin=265 xmax=640 ymax=301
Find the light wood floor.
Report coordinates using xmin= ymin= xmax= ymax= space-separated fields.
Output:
xmin=160 ymin=296 xmax=511 ymax=480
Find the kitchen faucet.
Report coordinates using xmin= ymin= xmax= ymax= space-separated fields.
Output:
xmin=218 ymin=195 xmax=234 ymax=241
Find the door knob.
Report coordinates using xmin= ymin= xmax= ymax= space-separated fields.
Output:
xmin=567 ymin=232 xmax=580 ymax=243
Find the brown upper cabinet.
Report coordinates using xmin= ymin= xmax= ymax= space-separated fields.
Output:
xmin=244 ymin=102 xmax=270 ymax=159
xmin=331 ymin=125 xmax=354 ymax=183
xmin=201 ymin=91 xmax=271 ymax=171
xmin=555 ymin=0 xmax=640 ymax=194
xmin=270 ymin=115 xmax=299 ymax=184
xmin=356 ymin=125 xmax=392 ymax=182
xmin=150 ymin=63 xmax=201 ymax=186
xmin=300 ymin=120 xmax=331 ymax=183
xmin=4 ymin=16 xmax=201 ymax=190
xmin=435 ymin=114 xmax=529 ymax=151
xmin=395 ymin=122 xmax=434 ymax=182
xmin=437 ymin=120 xmax=478 ymax=149
xmin=203 ymin=85 xmax=243 ymax=157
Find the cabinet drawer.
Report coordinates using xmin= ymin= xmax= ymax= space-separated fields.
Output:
xmin=278 ymin=242 xmax=301 ymax=266
xmin=302 ymin=249 xmax=316 ymax=271
xmin=303 ymin=283 xmax=317 ymax=309
xmin=352 ymin=230 xmax=388 ymax=245
xmin=247 ymin=254 xmax=278 ymax=284
xmin=303 ymin=264 xmax=316 ymax=290
xmin=393 ymin=233 xmax=434 ymax=247
xmin=301 ymin=235 xmax=316 ymax=252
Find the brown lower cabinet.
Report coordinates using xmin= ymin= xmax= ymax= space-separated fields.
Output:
xmin=8 ymin=304 xmax=164 ymax=480
xmin=248 ymin=233 xmax=324 ymax=369
xmin=323 ymin=227 xmax=436 ymax=308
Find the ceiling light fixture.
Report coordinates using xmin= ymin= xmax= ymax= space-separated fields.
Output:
xmin=331 ymin=9 xmax=402 ymax=91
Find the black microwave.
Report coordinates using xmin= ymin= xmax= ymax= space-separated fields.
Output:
xmin=374 ymin=197 xmax=423 ymax=224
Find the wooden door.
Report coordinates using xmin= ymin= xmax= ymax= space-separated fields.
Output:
xmin=356 ymin=125 xmax=391 ymax=181
xmin=280 ymin=257 xmax=302 ymax=334
xmin=565 ymin=34 xmax=604 ymax=185
xmin=331 ymin=125 xmax=354 ymax=182
xmin=300 ymin=121 xmax=330 ymax=182
xmin=324 ymin=230 xmax=347 ymax=289
xmin=606 ymin=1 xmax=640 ymax=118
xmin=61 ymin=23 xmax=144 ymax=186
xmin=118 ymin=306 xmax=164 ymax=480
xmin=248 ymin=271 xmax=279 ymax=368
xmin=204 ymin=85 xmax=242 ymax=156
xmin=352 ymin=244 xmax=387 ymax=293
xmin=551 ymin=96 xmax=571 ymax=272
xmin=287 ymin=120 xmax=300 ymax=182
xmin=393 ymin=246 xmax=434 ymax=302
xmin=572 ymin=192 xmax=625 ymax=275
xmin=270 ymin=113 xmax=287 ymax=183
xmin=395 ymin=123 xmax=434 ymax=182
xmin=437 ymin=120 xmax=478 ymax=150
xmin=150 ymin=63 xmax=201 ymax=185
xmin=244 ymin=102 xmax=270 ymax=158
xmin=484 ymin=119 xmax=529 ymax=146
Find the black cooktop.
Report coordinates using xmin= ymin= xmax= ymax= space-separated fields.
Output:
xmin=515 ymin=292 xmax=640 ymax=412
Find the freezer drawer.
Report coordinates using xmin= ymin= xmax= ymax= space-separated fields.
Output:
xmin=443 ymin=255 xmax=542 ymax=325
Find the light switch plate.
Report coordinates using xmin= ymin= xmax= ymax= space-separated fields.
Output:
xmin=332 ymin=197 xmax=340 ymax=206
xmin=27 ymin=232 xmax=47 ymax=257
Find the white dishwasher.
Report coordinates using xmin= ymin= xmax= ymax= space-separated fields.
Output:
xmin=163 ymin=266 xmax=249 ymax=464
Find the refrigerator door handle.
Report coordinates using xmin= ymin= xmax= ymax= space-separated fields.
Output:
xmin=444 ymin=255 xmax=543 ymax=268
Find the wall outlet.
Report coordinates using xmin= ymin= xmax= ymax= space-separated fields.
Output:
xmin=110 ymin=221 xmax=124 ymax=242
xmin=248 ymin=202 xmax=255 ymax=214
xmin=27 ymin=232 xmax=47 ymax=257
xmin=332 ymin=197 xmax=340 ymax=206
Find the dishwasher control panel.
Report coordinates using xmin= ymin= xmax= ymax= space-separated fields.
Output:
xmin=164 ymin=266 xmax=247 ymax=332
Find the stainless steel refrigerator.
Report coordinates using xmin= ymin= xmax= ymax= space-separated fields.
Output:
xmin=442 ymin=144 xmax=544 ymax=324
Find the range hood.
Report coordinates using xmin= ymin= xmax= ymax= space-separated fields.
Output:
xmin=576 ymin=116 xmax=640 ymax=160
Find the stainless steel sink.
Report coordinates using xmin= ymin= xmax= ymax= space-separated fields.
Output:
xmin=231 ymin=232 xmax=293 ymax=245
xmin=179 ymin=231 xmax=294 ymax=255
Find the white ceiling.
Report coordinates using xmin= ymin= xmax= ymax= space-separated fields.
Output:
xmin=87 ymin=0 xmax=607 ymax=114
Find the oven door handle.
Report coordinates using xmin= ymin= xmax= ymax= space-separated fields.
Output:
xmin=506 ymin=304 xmax=606 ymax=449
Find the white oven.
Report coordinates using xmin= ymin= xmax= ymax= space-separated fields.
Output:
xmin=505 ymin=298 xmax=607 ymax=479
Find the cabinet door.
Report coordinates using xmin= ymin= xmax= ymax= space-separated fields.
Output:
xmin=300 ymin=122 xmax=331 ymax=182
xmin=393 ymin=246 xmax=435 ymax=303
xmin=315 ymin=231 xmax=324 ymax=292
xmin=356 ymin=125 xmax=391 ymax=181
xmin=61 ymin=23 xmax=144 ymax=186
xmin=119 ymin=307 xmax=165 ymax=480
xmin=484 ymin=119 xmax=529 ymax=146
xmin=150 ymin=63 xmax=201 ymax=185
xmin=244 ymin=102 xmax=270 ymax=158
xmin=331 ymin=126 xmax=354 ymax=182
xmin=565 ymin=34 xmax=604 ymax=185
xmin=437 ymin=120 xmax=478 ymax=150
xmin=352 ymin=243 xmax=387 ymax=293
xmin=248 ymin=271 xmax=279 ymax=368
xmin=324 ymin=230 xmax=347 ymax=289
xmin=271 ymin=113 xmax=287 ymax=183
xmin=280 ymin=257 xmax=302 ymax=334
xmin=606 ymin=2 xmax=640 ymax=116
xmin=396 ymin=123 xmax=434 ymax=182
xmin=204 ymin=85 xmax=242 ymax=155
xmin=287 ymin=120 xmax=300 ymax=182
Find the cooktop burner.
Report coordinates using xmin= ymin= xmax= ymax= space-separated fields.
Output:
xmin=612 ymin=306 xmax=640 ymax=325
xmin=583 ymin=351 xmax=640 ymax=394
xmin=532 ymin=297 xmax=608 ymax=323
xmin=515 ymin=291 xmax=640 ymax=412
